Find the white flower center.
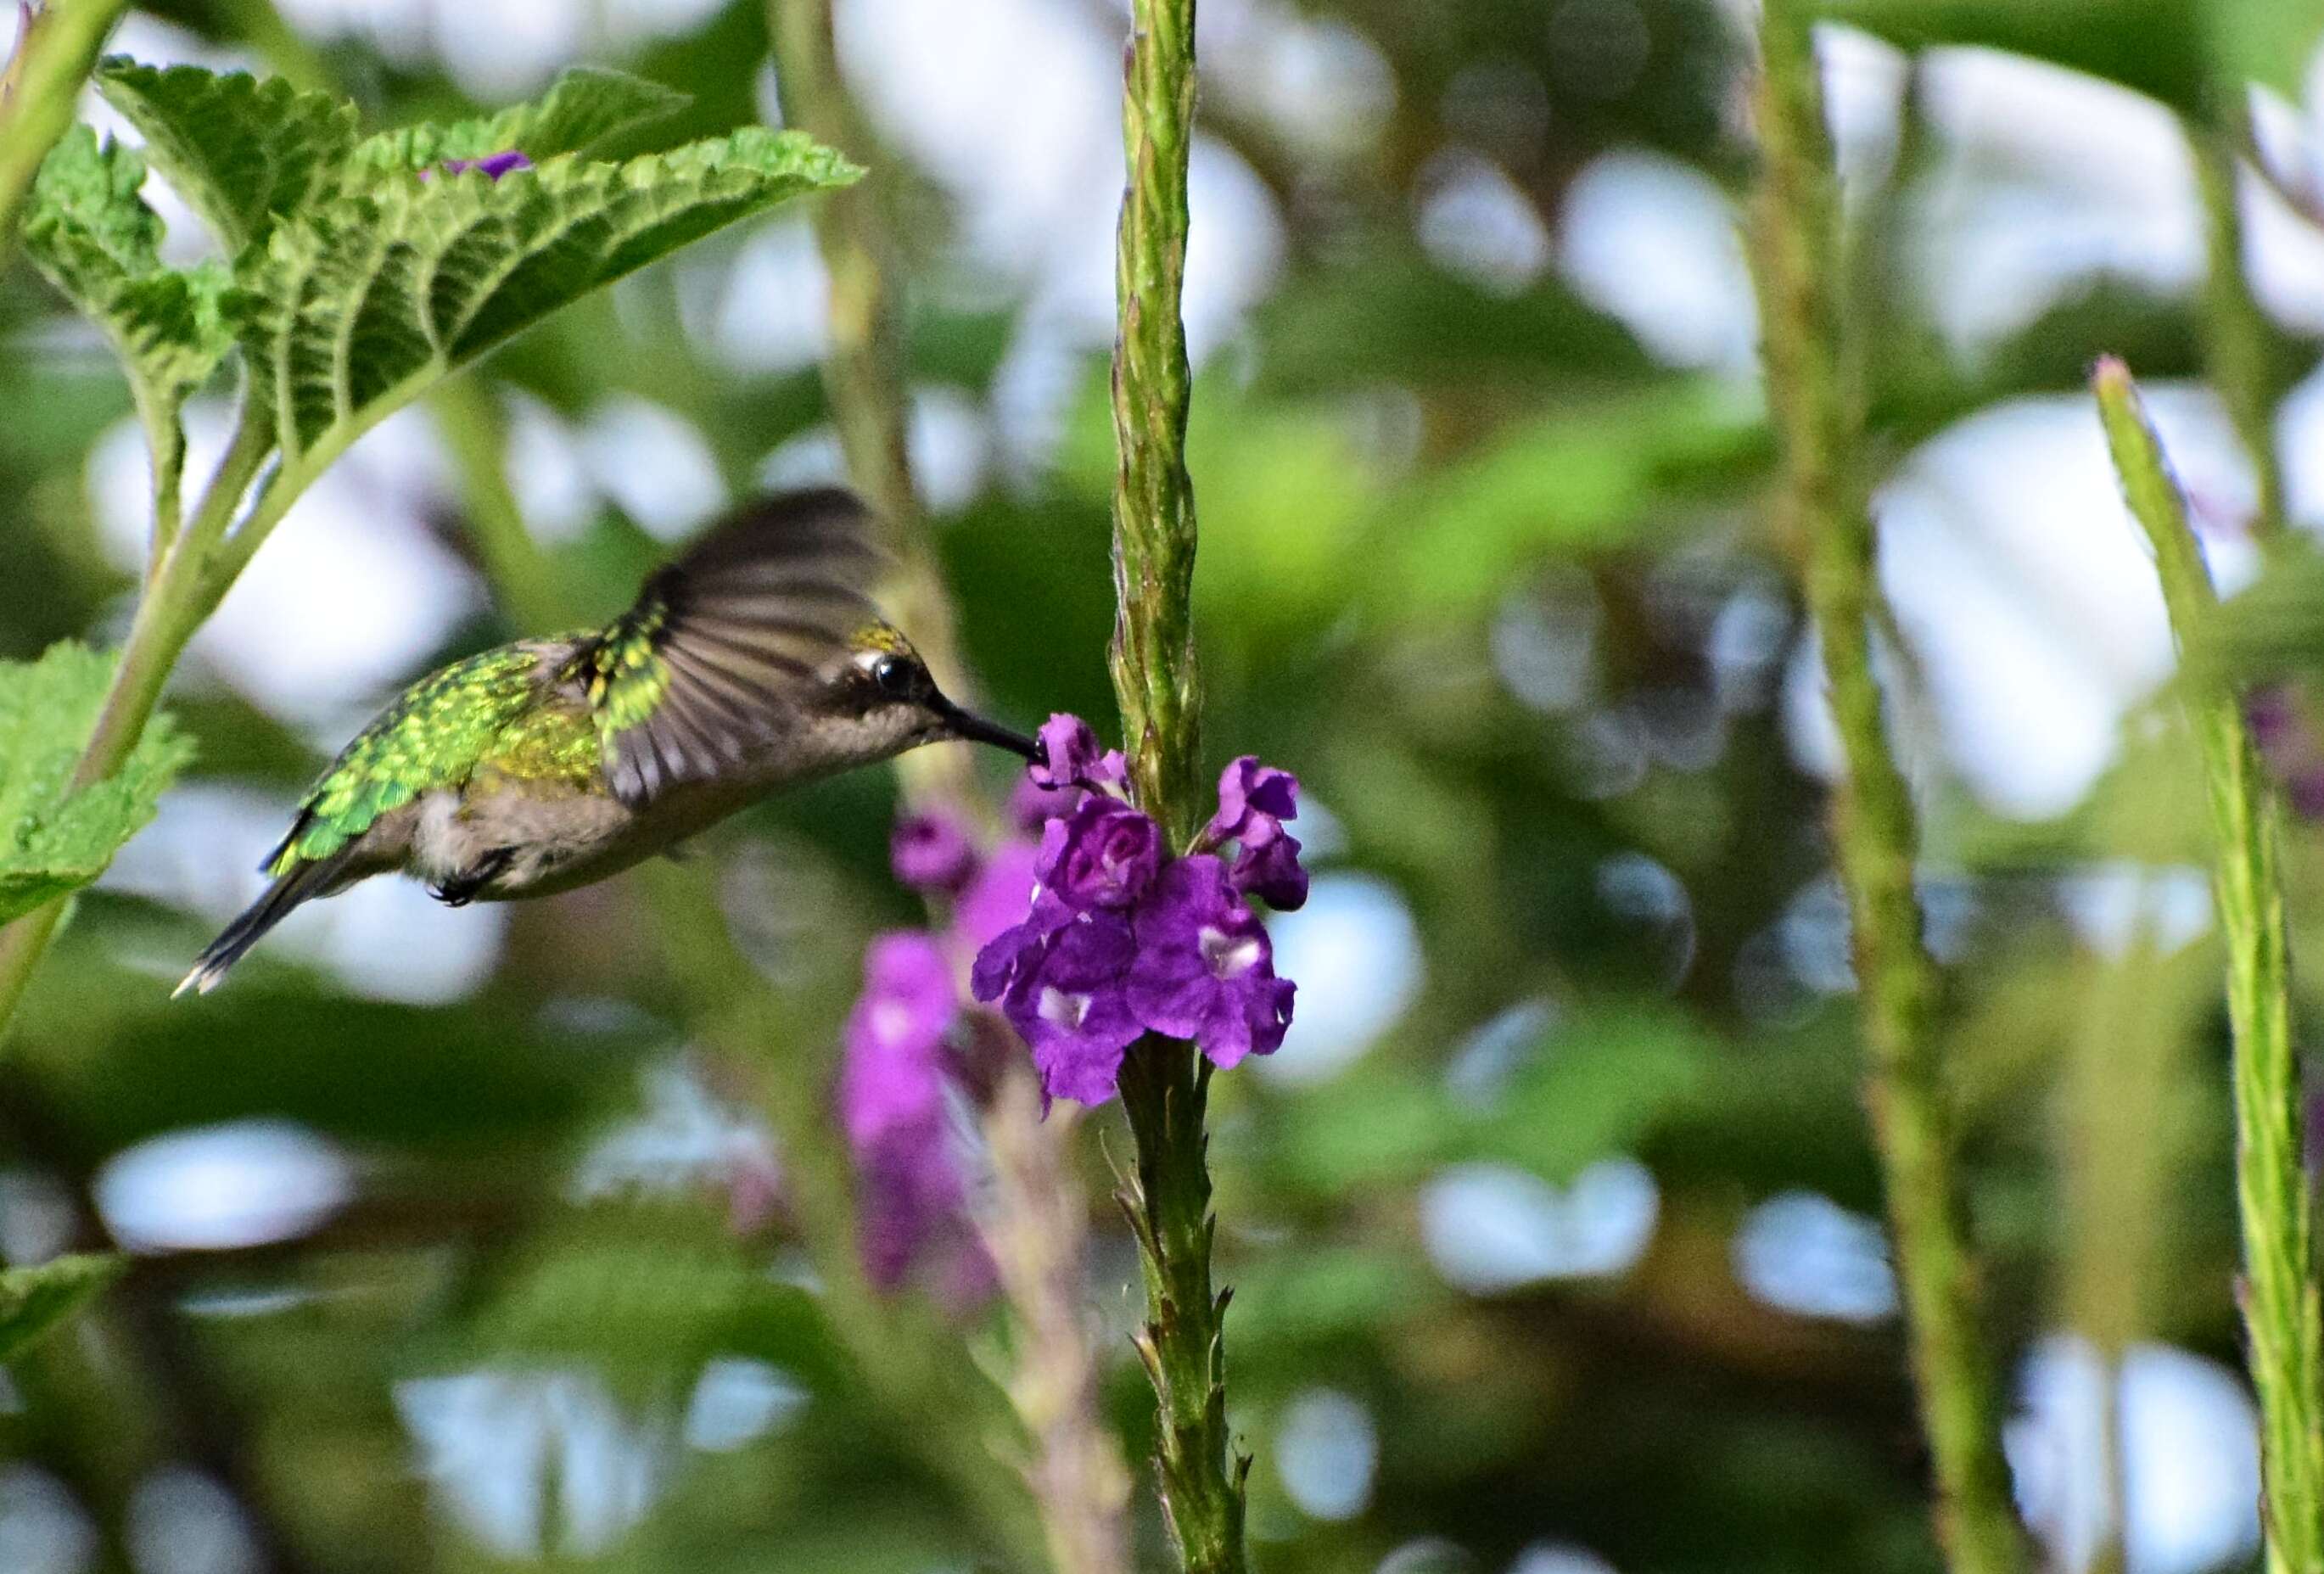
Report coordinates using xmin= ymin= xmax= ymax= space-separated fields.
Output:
xmin=870 ymin=1000 xmax=915 ymax=1048
xmin=1038 ymin=986 xmax=1092 ymax=1030
xmin=1200 ymin=925 xmax=1262 ymax=979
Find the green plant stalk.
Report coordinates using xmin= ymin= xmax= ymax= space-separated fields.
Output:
xmin=2096 ymin=358 xmax=2324 ymax=1574
xmin=1105 ymin=2 xmax=1249 ymax=1571
xmin=768 ymin=7 xmax=1133 ymax=1569
xmin=2194 ymin=111 xmax=2288 ymax=542
xmin=1750 ymin=12 xmax=2026 ymax=1574
xmin=0 ymin=0 xmax=132 ymax=264
xmin=0 ymin=406 xmax=275 ymax=1045
xmin=767 ymin=0 xmax=971 ymax=809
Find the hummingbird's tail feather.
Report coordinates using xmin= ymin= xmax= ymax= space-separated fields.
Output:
xmin=175 ymin=854 xmax=356 ymax=998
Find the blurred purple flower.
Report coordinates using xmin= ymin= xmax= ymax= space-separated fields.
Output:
xmin=1037 ymin=797 xmax=1165 ymax=910
xmin=433 ymin=150 xmax=532 ymax=180
xmin=840 ymin=933 xmax=955 ymax=1146
xmin=838 ymin=933 xmax=967 ymax=1290
xmin=2248 ymin=683 xmax=2324 ymax=820
xmin=1127 ymin=855 xmax=1295 ymax=1069
xmin=1009 ymin=772 xmax=1084 ymax=832
xmin=955 ymin=839 xmax=1042 ymax=951
xmin=1031 ymin=714 xmax=1128 ymax=793
xmin=893 ymin=809 xmax=978 ymax=893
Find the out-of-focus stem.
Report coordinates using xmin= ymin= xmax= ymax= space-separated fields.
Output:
xmin=0 ymin=0 xmax=131 ymax=262
xmin=1749 ymin=12 xmax=2026 ymax=1574
xmin=1105 ymin=2 xmax=1250 ymax=1572
xmin=641 ymin=863 xmax=1049 ymax=1570
xmin=769 ymin=8 xmax=1134 ymax=1571
xmin=2194 ymin=112 xmax=2288 ymax=542
xmin=983 ymin=1073 xmax=1133 ymax=1574
xmin=2095 ymin=358 xmax=2324 ymax=1574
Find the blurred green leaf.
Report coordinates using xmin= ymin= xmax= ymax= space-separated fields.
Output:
xmin=1273 ymin=1005 xmax=1713 ymax=1193
xmin=0 ymin=1252 xmax=123 ymax=1364
xmin=1817 ymin=0 xmax=2205 ymax=112
xmin=1255 ymin=251 xmax=1659 ymax=395
xmin=2211 ymin=0 xmax=2324 ymax=103
xmin=1365 ymin=382 xmax=1769 ymax=625
xmin=0 ymin=642 xmax=193 ymax=924
xmin=94 ymin=59 xmax=356 ymax=254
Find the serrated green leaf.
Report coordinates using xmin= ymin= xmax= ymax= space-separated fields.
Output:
xmin=348 ymin=66 xmax=692 ymax=176
xmin=0 ymin=643 xmax=195 ymax=925
xmin=21 ymin=128 xmax=234 ymax=434
xmin=93 ymin=57 xmax=356 ymax=256
xmin=235 ymin=127 xmax=860 ymax=467
xmin=0 ymin=1253 xmax=124 ymax=1364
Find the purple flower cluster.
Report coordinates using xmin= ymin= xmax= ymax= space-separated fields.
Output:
xmin=969 ymin=715 xmax=1303 ymax=1107
xmin=836 ymin=715 xmax=1306 ymax=1283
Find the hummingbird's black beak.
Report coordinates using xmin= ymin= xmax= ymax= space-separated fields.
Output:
xmin=936 ymin=698 xmax=1039 ymax=761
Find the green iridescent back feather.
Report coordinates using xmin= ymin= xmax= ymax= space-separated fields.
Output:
xmin=266 ymin=644 xmax=592 ymax=874
xmin=573 ymin=488 xmax=888 ymax=807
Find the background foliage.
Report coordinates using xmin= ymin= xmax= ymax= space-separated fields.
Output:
xmin=4 ymin=0 xmax=2324 ymax=1571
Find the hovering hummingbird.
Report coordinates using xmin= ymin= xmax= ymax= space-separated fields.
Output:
xmin=177 ymin=488 xmax=1037 ymax=996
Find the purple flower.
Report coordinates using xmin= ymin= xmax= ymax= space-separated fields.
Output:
xmin=1037 ymin=797 xmax=1165 ymax=910
xmin=1009 ymin=772 xmax=1084 ymax=833
xmin=1207 ymin=756 xmax=1309 ymax=909
xmin=434 ymin=150 xmax=532 ymax=180
xmin=1229 ymin=830 xmax=1308 ymax=910
xmin=1211 ymin=757 xmax=1298 ymax=843
xmin=955 ymin=838 xmax=1041 ymax=951
xmin=839 ymin=933 xmax=956 ymax=1145
xmin=1126 ymin=855 xmax=1294 ymax=1069
xmin=968 ymin=889 xmax=1074 ymax=1016
xmin=1030 ymin=714 xmax=1128 ymax=793
xmin=1000 ymin=912 xmax=1142 ymax=1106
xmin=837 ymin=933 xmax=971 ymax=1289
xmin=893 ymin=809 xmax=978 ymax=893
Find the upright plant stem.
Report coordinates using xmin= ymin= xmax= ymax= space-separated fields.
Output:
xmin=1748 ymin=13 xmax=2025 ymax=1574
xmin=2194 ymin=112 xmax=2288 ymax=543
xmin=1105 ymin=3 xmax=1248 ymax=1571
xmin=0 ymin=0 xmax=132 ymax=263
xmin=2095 ymin=359 xmax=2324 ymax=1574
xmin=0 ymin=409 xmax=272 ymax=1046
xmin=768 ymin=6 xmax=1131 ymax=1567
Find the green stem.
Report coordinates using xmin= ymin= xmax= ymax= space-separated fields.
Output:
xmin=0 ymin=0 xmax=131 ymax=263
xmin=2095 ymin=358 xmax=2324 ymax=1574
xmin=1749 ymin=13 xmax=2026 ymax=1574
xmin=2194 ymin=110 xmax=2288 ymax=542
xmin=0 ymin=406 xmax=272 ymax=1046
xmin=769 ymin=8 xmax=1133 ymax=1570
xmin=1109 ymin=0 xmax=1203 ymax=840
xmin=1105 ymin=2 xmax=1247 ymax=1571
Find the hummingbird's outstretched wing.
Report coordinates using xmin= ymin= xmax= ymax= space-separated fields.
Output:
xmin=575 ymin=488 xmax=888 ymax=808
xmin=261 ymin=646 xmax=549 ymax=876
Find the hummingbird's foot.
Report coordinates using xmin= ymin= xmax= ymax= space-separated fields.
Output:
xmin=431 ymin=848 xmax=514 ymax=907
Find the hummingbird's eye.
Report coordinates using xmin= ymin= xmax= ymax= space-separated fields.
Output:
xmin=871 ymin=654 xmax=914 ymax=697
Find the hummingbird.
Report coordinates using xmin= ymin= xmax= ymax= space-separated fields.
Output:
xmin=176 ymin=488 xmax=1037 ymax=996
